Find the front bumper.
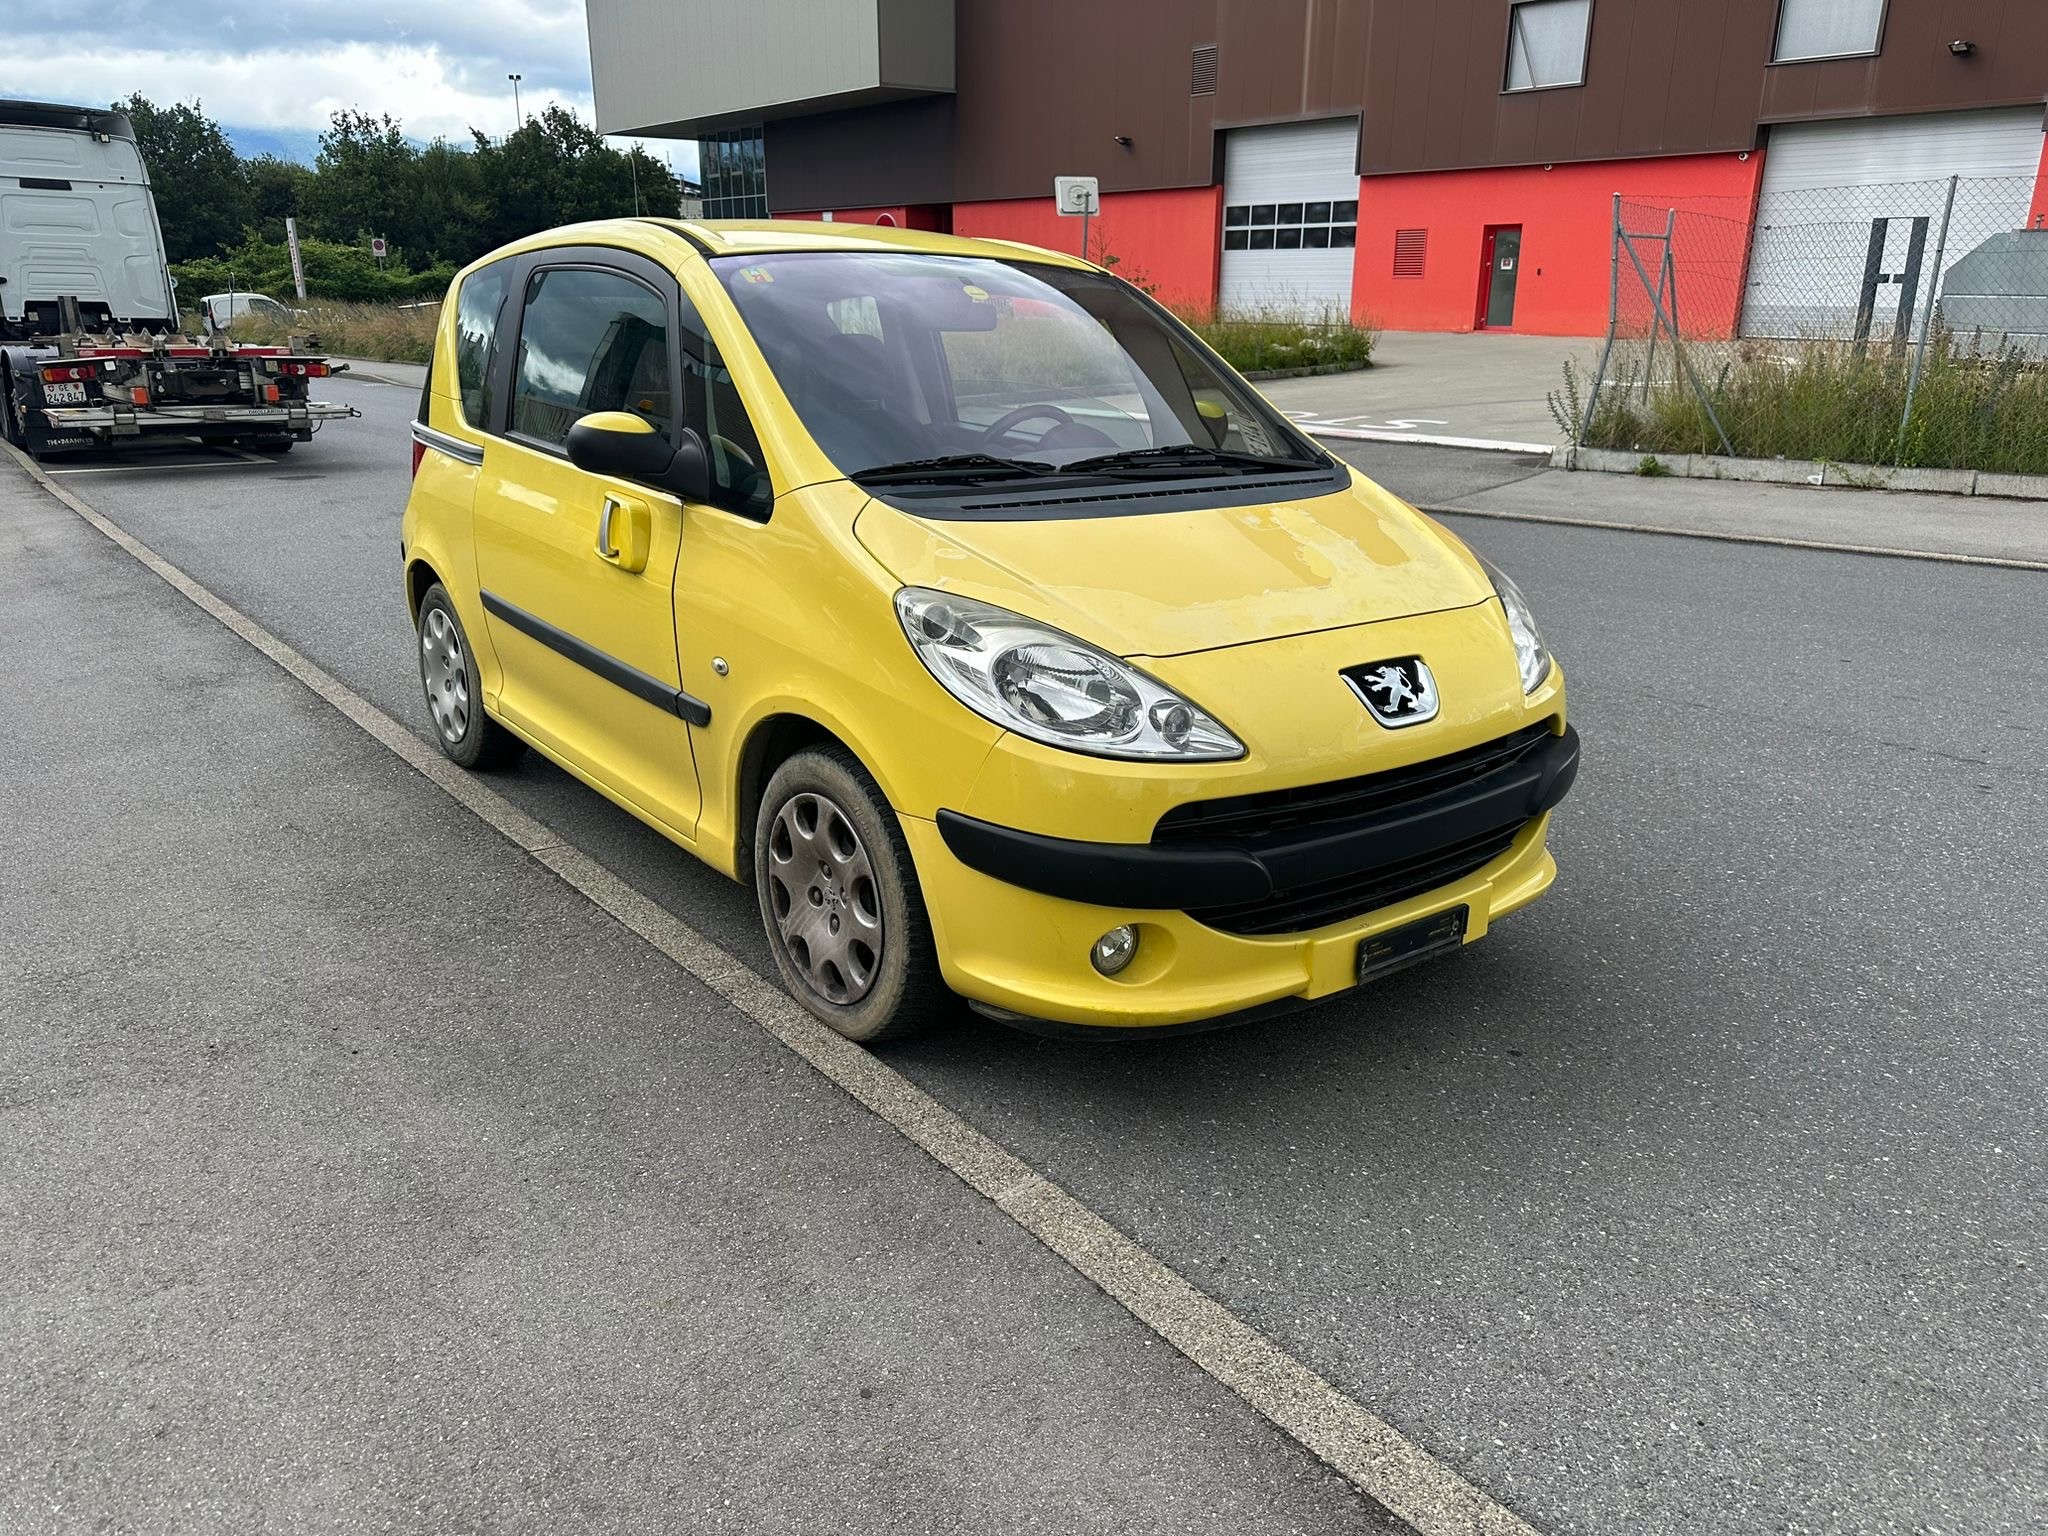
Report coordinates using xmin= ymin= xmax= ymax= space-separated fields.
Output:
xmin=904 ymin=808 xmax=1561 ymax=1032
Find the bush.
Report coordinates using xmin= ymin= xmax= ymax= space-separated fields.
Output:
xmin=1177 ymin=305 xmax=1377 ymax=375
xmin=171 ymin=236 xmax=452 ymax=307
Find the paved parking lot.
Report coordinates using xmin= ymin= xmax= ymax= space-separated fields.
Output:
xmin=5 ymin=372 xmax=2044 ymax=1535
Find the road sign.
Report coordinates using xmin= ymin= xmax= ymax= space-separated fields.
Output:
xmin=1054 ymin=176 xmax=1099 ymax=217
xmin=370 ymin=237 xmax=388 ymax=257
xmin=1054 ymin=176 xmax=1100 ymax=259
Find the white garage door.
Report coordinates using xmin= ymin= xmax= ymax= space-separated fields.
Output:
xmin=1219 ymin=118 xmax=1360 ymax=318
xmin=1741 ymin=108 xmax=2045 ymax=339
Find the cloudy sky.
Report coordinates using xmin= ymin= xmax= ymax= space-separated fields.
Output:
xmin=5 ymin=0 xmax=698 ymax=176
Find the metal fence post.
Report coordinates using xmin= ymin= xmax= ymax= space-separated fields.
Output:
xmin=1579 ymin=194 xmax=1623 ymax=447
xmin=1642 ymin=207 xmax=1676 ymax=402
xmin=1899 ymin=174 xmax=1960 ymax=454
xmin=1619 ymin=228 xmax=1735 ymax=456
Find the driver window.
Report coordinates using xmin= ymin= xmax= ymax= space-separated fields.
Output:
xmin=677 ymin=294 xmax=774 ymax=521
xmin=510 ymin=267 xmax=671 ymax=451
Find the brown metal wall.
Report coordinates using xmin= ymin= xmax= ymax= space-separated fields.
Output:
xmin=1362 ymin=0 xmax=2048 ymax=175
xmin=765 ymin=0 xmax=2048 ymax=211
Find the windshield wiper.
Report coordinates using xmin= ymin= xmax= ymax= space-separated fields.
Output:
xmin=1060 ymin=443 xmax=1320 ymax=476
xmin=852 ymin=453 xmax=1056 ymax=485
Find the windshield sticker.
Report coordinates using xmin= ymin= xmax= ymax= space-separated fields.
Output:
xmin=738 ymin=266 xmax=774 ymax=284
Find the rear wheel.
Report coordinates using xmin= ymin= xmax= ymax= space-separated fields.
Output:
xmin=416 ymin=583 xmax=525 ymax=770
xmin=754 ymin=746 xmax=951 ymax=1043
xmin=247 ymin=434 xmax=295 ymax=454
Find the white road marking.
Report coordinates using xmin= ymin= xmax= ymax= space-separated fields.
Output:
xmin=4 ymin=436 xmax=1549 ymax=1536
xmin=1304 ymin=424 xmax=1556 ymax=455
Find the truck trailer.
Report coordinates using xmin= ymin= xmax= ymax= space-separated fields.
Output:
xmin=0 ymin=98 xmax=356 ymax=458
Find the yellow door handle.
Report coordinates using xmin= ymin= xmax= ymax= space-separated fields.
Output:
xmin=595 ymin=494 xmax=652 ymax=573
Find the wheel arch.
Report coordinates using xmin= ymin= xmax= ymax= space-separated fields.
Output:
xmin=731 ymin=711 xmax=886 ymax=887
xmin=404 ymin=556 xmax=443 ymax=623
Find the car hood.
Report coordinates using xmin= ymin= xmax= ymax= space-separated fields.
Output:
xmin=850 ymin=470 xmax=1493 ymax=658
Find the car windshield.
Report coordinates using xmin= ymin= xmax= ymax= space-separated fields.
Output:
xmin=709 ymin=251 xmax=1323 ymax=485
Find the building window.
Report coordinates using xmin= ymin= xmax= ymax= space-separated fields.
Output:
xmin=699 ymin=125 xmax=768 ymax=220
xmin=1772 ymin=0 xmax=1884 ymax=62
xmin=1504 ymin=0 xmax=1592 ymax=92
xmin=1223 ymin=200 xmax=1357 ymax=251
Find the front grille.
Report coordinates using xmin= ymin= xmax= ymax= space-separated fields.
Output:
xmin=1155 ymin=723 xmax=1555 ymax=845
xmin=1156 ymin=722 xmax=1556 ymax=937
xmin=1184 ymin=824 xmax=1523 ymax=937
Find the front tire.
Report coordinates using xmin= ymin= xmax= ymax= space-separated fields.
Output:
xmin=754 ymin=747 xmax=950 ymax=1043
xmin=416 ymin=583 xmax=524 ymax=770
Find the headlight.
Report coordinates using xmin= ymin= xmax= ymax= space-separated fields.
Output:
xmin=1480 ymin=558 xmax=1553 ymax=693
xmin=894 ymin=588 xmax=1245 ymax=761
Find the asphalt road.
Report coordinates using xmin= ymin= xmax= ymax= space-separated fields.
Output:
xmin=22 ymin=373 xmax=2048 ymax=1534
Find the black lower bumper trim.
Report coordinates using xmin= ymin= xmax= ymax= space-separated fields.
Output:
xmin=936 ymin=725 xmax=1580 ymax=912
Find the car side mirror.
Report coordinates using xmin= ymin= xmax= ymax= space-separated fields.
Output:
xmin=566 ymin=412 xmax=711 ymax=504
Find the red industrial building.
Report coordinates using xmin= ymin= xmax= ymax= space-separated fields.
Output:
xmin=587 ymin=0 xmax=2048 ymax=336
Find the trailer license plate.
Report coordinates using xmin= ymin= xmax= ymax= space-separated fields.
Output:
xmin=43 ymin=382 xmax=87 ymax=405
xmin=1357 ymin=905 xmax=1468 ymax=985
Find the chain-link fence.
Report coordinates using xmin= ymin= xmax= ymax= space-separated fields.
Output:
xmin=1562 ymin=176 xmax=2048 ymax=475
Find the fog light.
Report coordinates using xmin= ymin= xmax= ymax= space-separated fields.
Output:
xmin=1090 ymin=925 xmax=1138 ymax=976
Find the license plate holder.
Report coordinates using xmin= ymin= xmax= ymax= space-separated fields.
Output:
xmin=1357 ymin=905 xmax=1469 ymax=984
xmin=44 ymin=382 xmax=87 ymax=406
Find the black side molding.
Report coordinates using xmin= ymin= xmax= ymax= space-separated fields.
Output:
xmin=480 ymin=589 xmax=711 ymax=727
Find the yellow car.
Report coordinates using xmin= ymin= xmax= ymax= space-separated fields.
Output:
xmin=402 ymin=219 xmax=1578 ymax=1042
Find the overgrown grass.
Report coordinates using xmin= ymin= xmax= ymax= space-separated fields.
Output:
xmin=1178 ymin=305 xmax=1377 ymax=375
xmin=234 ymin=300 xmax=440 ymax=364
xmin=1576 ymin=332 xmax=2048 ymax=476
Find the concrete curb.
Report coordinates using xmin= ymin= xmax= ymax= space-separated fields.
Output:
xmin=1552 ymin=445 xmax=2048 ymax=502
xmin=1242 ymin=361 xmax=1373 ymax=382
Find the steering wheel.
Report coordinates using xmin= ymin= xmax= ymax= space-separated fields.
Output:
xmin=980 ymin=403 xmax=1077 ymax=449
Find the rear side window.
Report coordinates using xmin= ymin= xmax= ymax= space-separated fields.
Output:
xmin=510 ymin=267 xmax=671 ymax=451
xmin=453 ymin=260 xmax=511 ymax=428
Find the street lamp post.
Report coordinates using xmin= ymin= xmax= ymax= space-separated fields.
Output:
xmin=508 ymin=74 xmax=523 ymax=129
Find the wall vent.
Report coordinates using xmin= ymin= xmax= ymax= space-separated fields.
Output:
xmin=1393 ymin=228 xmax=1428 ymax=278
xmin=1190 ymin=44 xmax=1219 ymax=96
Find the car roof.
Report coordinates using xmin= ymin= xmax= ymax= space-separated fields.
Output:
xmin=475 ymin=217 xmax=1096 ymax=275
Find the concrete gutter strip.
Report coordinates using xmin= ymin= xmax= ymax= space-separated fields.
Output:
xmin=1554 ymin=444 xmax=2048 ymax=503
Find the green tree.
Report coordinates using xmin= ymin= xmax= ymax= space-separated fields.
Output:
xmin=468 ymin=105 xmax=678 ymax=252
xmin=307 ymin=109 xmax=420 ymax=249
xmin=409 ymin=139 xmax=488 ymax=264
xmin=244 ymin=153 xmax=314 ymax=234
xmin=114 ymin=95 xmax=250 ymax=263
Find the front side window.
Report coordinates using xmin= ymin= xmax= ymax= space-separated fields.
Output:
xmin=1505 ymin=0 xmax=1592 ymax=91
xmin=711 ymin=252 xmax=1324 ymax=509
xmin=1773 ymin=0 xmax=1884 ymax=61
xmin=454 ymin=259 xmax=511 ymax=428
xmin=677 ymin=296 xmax=773 ymax=520
xmin=509 ymin=267 xmax=670 ymax=451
